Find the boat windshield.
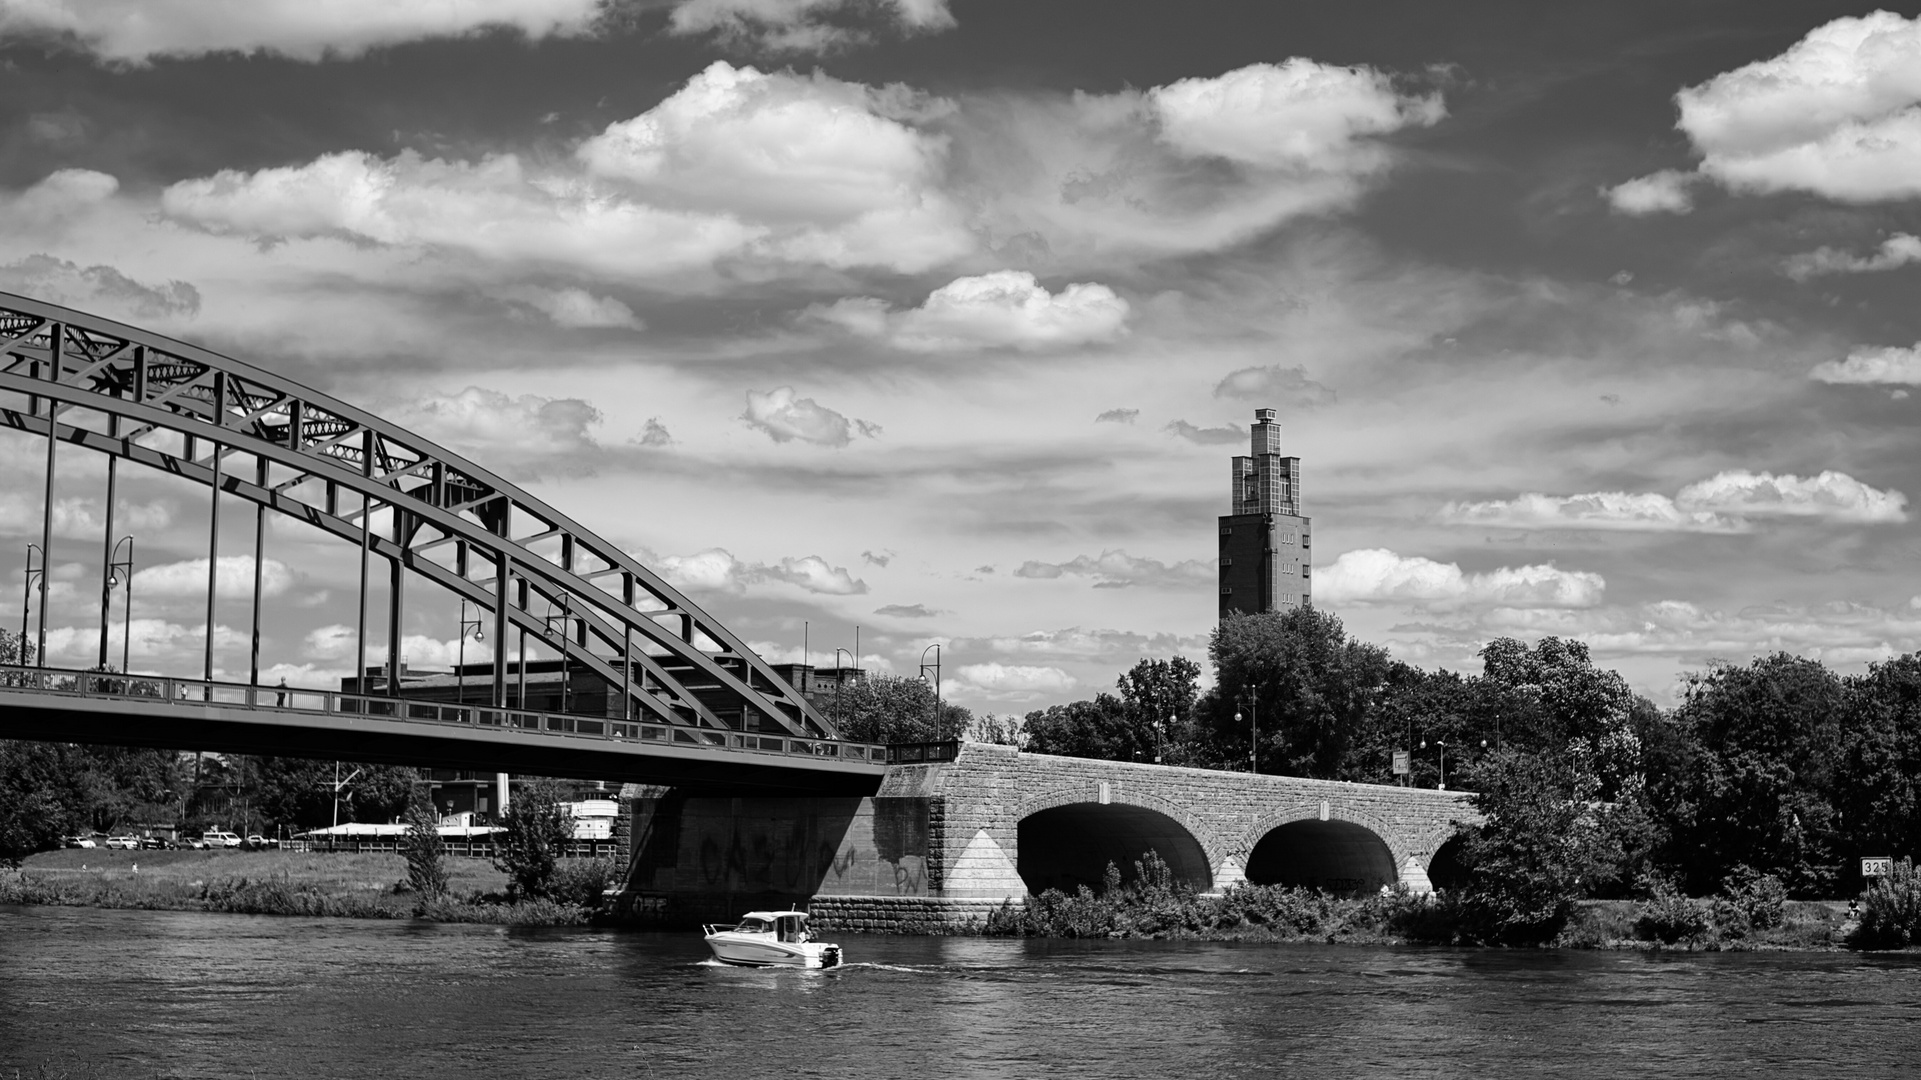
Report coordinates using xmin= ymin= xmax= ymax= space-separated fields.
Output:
xmin=734 ymin=918 xmax=773 ymax=933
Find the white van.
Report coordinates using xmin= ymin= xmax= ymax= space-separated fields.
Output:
xmin=201 ymin=830 xmax=242 ymax=848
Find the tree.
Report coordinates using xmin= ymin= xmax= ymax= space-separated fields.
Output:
xmin=1451 ymin=749 xmax=1630 ymax=944
xmin=1023 ymin=694 xmax=1150 ymax=761
xmin=1199 ymin=608 xmax=1393 ymax=779
xmin=830 ymin=674 xmax=973 ymax=743
xmin=1837 ymin=655 xmax=1921 ymax=879
xmin=401 ymin=784 xmax=449 ymax=902
xmin=495 ymin=778 xmax=572 ymax=900
xmin=1116 ymin=655 xmax=1200 ymax=763
xmin=1667 ymin=654 xmax=1846 ymax=895
xmin=0 ymin=741 xmax=84 ymax=863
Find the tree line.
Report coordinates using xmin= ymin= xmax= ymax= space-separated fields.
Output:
xmin=1012 ymin=607 xmax=1921 ymax=902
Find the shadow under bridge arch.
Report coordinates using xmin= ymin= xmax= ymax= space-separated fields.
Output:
xmin=1246 ymin=819 xmax=1398 ymax=894
xmin=1017 ymin=802 xmax=1213 ymax=895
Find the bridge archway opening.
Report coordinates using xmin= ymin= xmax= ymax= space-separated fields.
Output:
xmin=1245 ymin=819 xmax=1396 ymax=894
xmin=1426 ymin=835 xmax=1470 ymax=891
xmin=1017 ymin=803 xmax=1212 ymax=895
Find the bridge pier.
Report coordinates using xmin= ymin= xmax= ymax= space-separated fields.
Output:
xmin=607 ymin=743 xmax=1475 ymax=932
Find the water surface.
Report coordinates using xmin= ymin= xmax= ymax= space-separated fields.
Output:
xmin=2 ymin=905 xmax=1915 ymax=1078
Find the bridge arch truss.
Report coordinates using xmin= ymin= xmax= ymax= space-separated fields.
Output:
xmin=0 ymin=291 xmax=832 ymax=738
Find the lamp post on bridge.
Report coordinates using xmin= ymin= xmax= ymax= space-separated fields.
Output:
xmin=101 ymin=536 xmax=133 ymax=673
xmin=919 ymin=643 xmax=942 ymax=742
xmin=20 ymin=543 xmax=43 ymax=667
xmin=543 ymin=598 xmax=580 ymax=714
xmin=833 ymin=647 xmax=853 ymax=728
xmin=456 ymin=599 xmax=485 ymax=707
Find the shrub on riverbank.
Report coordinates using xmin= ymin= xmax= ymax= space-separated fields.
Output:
xmin=1848 ymin=864 xmax=1921 ymax=950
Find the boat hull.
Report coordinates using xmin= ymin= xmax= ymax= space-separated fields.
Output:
xmin=704 ymin=933 xmax=842 ymax=969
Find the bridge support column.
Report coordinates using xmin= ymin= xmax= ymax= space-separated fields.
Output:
xmin=495 ymin=772 xmax=510 ymax=817
xmin=1397 ymin=854 xmax=1434 ymax=895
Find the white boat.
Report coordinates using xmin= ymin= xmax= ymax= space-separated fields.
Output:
xmin=702 ymin=910 xmax=843 ymax=968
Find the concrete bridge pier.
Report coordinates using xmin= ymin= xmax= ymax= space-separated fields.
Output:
xmin=609 ymin=743 xmax=1476 ymax=932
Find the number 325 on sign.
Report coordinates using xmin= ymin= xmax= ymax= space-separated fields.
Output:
xmin=1861 ymin=857 xmax=1894 ymax=878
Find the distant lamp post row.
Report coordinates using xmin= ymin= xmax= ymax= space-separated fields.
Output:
xmin=18 ymin=538 xmax=136 ymax=673
xmin=1417 ymin=737 xmax=1493 ymax=791
xmin=1234 ymin=686 xmax=1259 ymax=774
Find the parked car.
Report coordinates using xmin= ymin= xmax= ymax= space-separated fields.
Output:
xmin=201 ymin=830 xmax=242 ymax=848
xmin=104 ymin=835 xmax=140 ymax=850
xmin=181 ymin=836 xmax=211 ymax=850
xmin=139 ymin=836 xmax=171 ymax=850
xmin=63 ymin=835 xmax=96 ymax=849
xmin=243 ymin=834 xmax=272 ymax=850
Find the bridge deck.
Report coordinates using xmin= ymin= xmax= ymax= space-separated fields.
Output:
xmin=0 ymin=666 xmax=888 ymax=796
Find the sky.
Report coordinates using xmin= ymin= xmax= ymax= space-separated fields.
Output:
xmin=3 ymin=0 xmax=1921 ymax=716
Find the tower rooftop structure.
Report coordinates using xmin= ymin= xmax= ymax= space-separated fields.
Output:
xmin=1218 ymin=408 xmax=1310 ymax=618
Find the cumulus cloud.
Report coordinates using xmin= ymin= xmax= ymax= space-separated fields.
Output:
xmin=860 ymin=549 xmax=893 ymax=567
xmin=1810 ymin=343 xmax=1921 ymax=385
xmin=1094 ymin=408 xmax=1139 ymax=424
xmin=1164 ymin=419 xmax=1243 ymax=445
xmin=0 ymin=254 xmax=200 ymax=321
xmin=954 ymin=661 xmax=1077 ymax=696
xmin=1783 ymin=233 xmax=1921 ymax=280
xmin=1674 ymin=470 xmax=1907 ymax=524
xmin=1443 ymin=471 xmax=1906 ymax=531
xmin=874 ymin=603 xmax=941 ymax=618
xmin=807 ymin=271 xmax=1130 ymax=351
xmin=157 ymin=63 xmax=972 ymax=286
xmin=965 ymin=60 xmax=1444 ymax=265
xmin=1439 ymin=492 xmax=1748 ymax=534
xmin=131 ymin=556 xmax=297 ymax=601
xmin=1147 ymin=60 xmax=1444 ymax=172
xmin=505 ymin=286 xmax=642 ymax=329
xmin=0 ymin=0 xmax=604 ymax=63
xmin=1317 ymin=549 xmax=1605 ymax=610
xmin=1604 ymin=169 xmax=1698 ymax=215
xmin=764 ymin=555 xmax=867 ymax=595
xmin=1480 ymin=598 xmax=1921 ymax=672
xmin=1014 ymin=550 xmax=1212 ymax=589
xmin=576 ymin=61 xmax=970 ymax=272
xmin=666 ymin=0 xmax=955 ymax=53
xmin=741 ymin=387 xmax=878 ymax=447
xmin=1630 ymin=12 xmax=1921 ymax=205
xmin=394 ymin=387 xmax=600 ymax=457
xmin=655 ymin=547 xmax=867 ymax=595
xmin=1212 ymin=364 xmax=1337 ymax=408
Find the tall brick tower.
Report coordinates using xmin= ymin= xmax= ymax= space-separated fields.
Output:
xmin=1218 ymin=408 xmax=1311 ymax=618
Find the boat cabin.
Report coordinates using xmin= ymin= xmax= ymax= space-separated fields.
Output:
xmin=727 ymin=911 xmax=812 ymax=943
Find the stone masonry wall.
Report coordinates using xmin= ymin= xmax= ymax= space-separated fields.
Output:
xmin=888 ymin=743 xmax=1477 ymax=901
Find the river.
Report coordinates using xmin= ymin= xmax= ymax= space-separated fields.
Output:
xmin=2 ymin=905 xmax=1916 ymax=1078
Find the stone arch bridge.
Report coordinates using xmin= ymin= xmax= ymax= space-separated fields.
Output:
xmin=618 ymin=743 xmax=1479 ymax=929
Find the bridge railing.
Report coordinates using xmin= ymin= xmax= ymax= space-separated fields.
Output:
xmin=0 ymin=664 xmax=890 ymax=765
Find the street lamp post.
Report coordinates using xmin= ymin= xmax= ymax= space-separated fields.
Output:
xmin=1421 ymin=739 xmax=1450 ymax=790
xmin=20 ymin=544 xmax=44 ymax=667
xmin=456 ymin=599 xmax=485 ymax=707
xmin=1235 ymin=686 xmax=1260 ymax=773
xmin=919 ymin=644 xmax=942 ymax=741
xmin=1158 ymin=714 xmax=1171 ymax=765
xmin=543 ymin=599 xmax=578 ymax=714
xmin=101 ymin=536 xmax=133 ymax=672
xmin=833 ymin=647 xmax=853 ymax=728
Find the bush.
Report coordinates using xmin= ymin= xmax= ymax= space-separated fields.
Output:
xmin=1634 ymin=885 xmax=1710 ymax=945
xmin=1849 ymin=863 xmax=1921 ymax=951
xmin=547 ymin=858 xmax=617 ymax=913
xmin=1718 ymin=866 xmax=1787 ymax=933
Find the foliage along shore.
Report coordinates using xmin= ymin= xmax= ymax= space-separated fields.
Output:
xmin=1 ymin=847 xmax=616 ymax=928
xmin=965 ymin=854 xmax=1918 ymax=952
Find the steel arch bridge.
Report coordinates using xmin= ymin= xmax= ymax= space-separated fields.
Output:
xmin=0 ymin=290 xmax=836 ymax=744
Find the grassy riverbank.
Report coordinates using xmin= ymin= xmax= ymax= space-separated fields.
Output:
xmin=1 ymin=848 xmax=609 ymax=925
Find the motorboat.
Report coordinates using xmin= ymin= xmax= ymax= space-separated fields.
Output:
xmin=702 ymin=910 xmax=843 ymax=968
